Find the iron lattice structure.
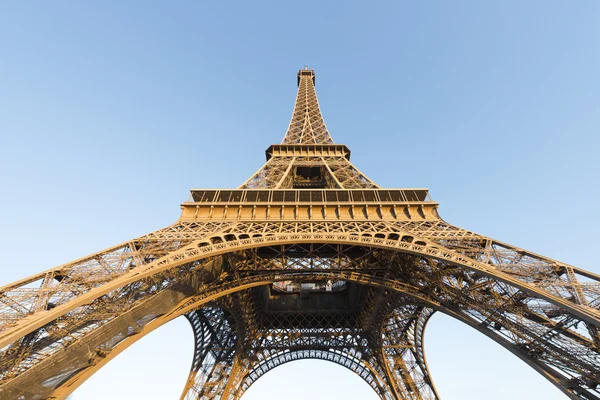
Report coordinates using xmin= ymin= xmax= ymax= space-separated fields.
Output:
xmin=1 ymin=69 xmax=600 ymax=400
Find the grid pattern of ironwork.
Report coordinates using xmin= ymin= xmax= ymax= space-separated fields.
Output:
xmin=0 ymin=69 xmax=599 ymax=400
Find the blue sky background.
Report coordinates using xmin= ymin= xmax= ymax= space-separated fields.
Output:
xmin=1 ymin=2 xmax=599 ymax=399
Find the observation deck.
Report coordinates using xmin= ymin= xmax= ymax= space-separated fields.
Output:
xmin=181 ymin=188 xmax=439 ymax=221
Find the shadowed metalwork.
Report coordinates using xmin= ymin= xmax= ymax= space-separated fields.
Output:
xmin=1 ymin=69 xmax=599 ymax=400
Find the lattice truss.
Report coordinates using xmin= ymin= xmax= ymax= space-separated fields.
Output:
xmin=282 ymin=69 xmax=333 ymax=145
xmin=240 ymin=156 xmax=378 ymax=189
xmin=1 ymin=69 xmax=600 ymax=400
xmin=1 ymin=220 xmax=600 ymax=399
xmin=240 ymin=69 xmax=377 ymax=190
xmin=177 ymin=248 xmax=441 ymax=400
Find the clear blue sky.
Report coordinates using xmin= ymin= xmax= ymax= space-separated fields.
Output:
xmin=1 ymin=2 xmax=599 ymax=399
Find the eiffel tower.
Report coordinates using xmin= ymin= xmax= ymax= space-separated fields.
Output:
xmin=1 ymin=68 xmax=600 ymax=400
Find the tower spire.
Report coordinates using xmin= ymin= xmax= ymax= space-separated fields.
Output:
xmin=281 ymin=69 xmax=334 ymax=144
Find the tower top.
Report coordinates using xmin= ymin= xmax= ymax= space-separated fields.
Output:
xmin=240 ymin=69 xmax=379 ymax=189
xmin=283 ymin=69 xmax=333 ymax=144
xmin=297 ymin=68 xmax=315 ymax=86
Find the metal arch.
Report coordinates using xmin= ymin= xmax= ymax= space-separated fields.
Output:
xmin=3 ymin=238 xmax=600 ymax=396
xmin=180 ymin=292 xmax=440 ymax=400
xmin=122 ymin=241 xmax=600 ymax=400
xmin=231 ymin=349 xmax=394 ymax=400
xmin=1 ymin=255 xmax=599 ymax=399
xmin=226 ymin=306 xmax=441 ymax=400
xmin=3 ymin=228 xmax=599 ymax=352
xmin=184 ymin=252 xmax=600 ymax=399
xmin=0 ymin=269 xmax=431 ymax=399
xmin=180 ymin=288 xmax=420 ymax=400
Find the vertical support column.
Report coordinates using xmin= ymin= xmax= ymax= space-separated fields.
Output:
xmin=180 ymin=308 xmax=239 ymax=400
xmin=376 ymin=306 xmax=440 ymax=400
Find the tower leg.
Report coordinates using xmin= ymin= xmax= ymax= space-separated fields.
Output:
xmin=376 ymin=305 xmax=440 ymax=400
xmin=181 ymin=308 xmax=239 ymax=400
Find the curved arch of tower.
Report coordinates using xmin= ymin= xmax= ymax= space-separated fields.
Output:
xmin=1 ymin=69 xmax=600 ymax=400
